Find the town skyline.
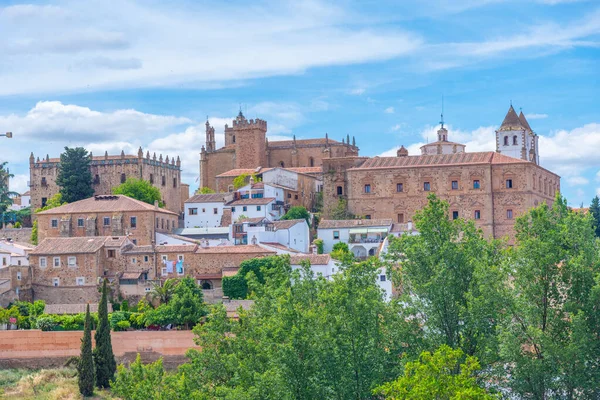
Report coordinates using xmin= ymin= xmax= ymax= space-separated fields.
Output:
xmin=0 ymin=0 xmax=598 ymax=206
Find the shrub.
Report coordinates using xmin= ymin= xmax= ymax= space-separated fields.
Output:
xmin=110 ymin=311 xmax=130 ymax=330
xmin=313 ymin=239 xmax=324 ymax=254
xmin=116 ymin=320 xmax=131 ymax=331
xmin=36 ymin=316 xmax=56 ymax=331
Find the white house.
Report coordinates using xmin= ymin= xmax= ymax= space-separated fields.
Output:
xmin=228 ymin=197 xmax=283 ymax=222
xmin=236 ymin=181 xmax=286 ymax=203
xmin=290 ymin=254 xmax=392 ymax=301
xmin=184 ymin=193 xmax=228 ymax=228
xmin=8 ymin=191 xmax=31 ymax=211
xmin=0 ymin=239 xmax=32 ymax=267
xmin=172 ymin=227 xmax=231 ymax=246
xmin=231 ymin=218 xmax=309 ymax=253
xmin=317 ymin=219 xmax=393 ymax=258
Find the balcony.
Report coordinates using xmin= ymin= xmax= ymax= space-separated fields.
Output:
xmin=349 ymin=235 xmax=385 ymax=244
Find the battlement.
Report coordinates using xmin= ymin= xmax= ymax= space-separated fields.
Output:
xmin=229 ymin=118 xmax=267 ymax=131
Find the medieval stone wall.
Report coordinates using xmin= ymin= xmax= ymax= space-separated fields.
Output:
xmin=200 ymin=149 xmax=236 ymax=190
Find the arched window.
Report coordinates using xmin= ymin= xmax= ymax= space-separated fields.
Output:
xmin=279 ymin=161 xmax=285 ymax=168
xmin=504 ymin=136 xmax=509 ymax=146
xmin=309 ymin=157 xmax=314 ymax=167
xmin=201 ymin=280 xmax=213 ymax=290
xmin=513 ymin=135 xmax=518 ymax=145
xmin=368 ymin=248 xmax=376 ymax=256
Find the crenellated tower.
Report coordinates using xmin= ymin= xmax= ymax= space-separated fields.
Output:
xmin=225 ymin=110 xmax=268 ymax=169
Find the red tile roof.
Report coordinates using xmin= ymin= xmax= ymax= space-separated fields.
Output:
xmin=227 ymin=197 xmax=275 ymax=206
xmin=290 ymin=254 xmax=332 ymax=265
xmin=269 ymin=138 xmax=342 ymax=147
xmin=156 ymin=244 xmax=198 ymax=253
xmin=284 ymin=167 xmax=323 ymax=174
xmin=272 ymin=219 xmax=306 ymax=230
xmin=30 ymin=237 xmax=110 ymax=255
xmin=216 ymin=168 xmax=268 ymax=178
xmin=36 ymin=195 xmax=177 ymax=215
xmin=185 ymin=193 xmax=227 ymax=203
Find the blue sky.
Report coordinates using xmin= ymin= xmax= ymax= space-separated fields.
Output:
xmin=0 ymin=0 xmax=598 ymax=206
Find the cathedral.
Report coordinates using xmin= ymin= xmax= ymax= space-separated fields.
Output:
xmin=199 ymin=111 xmax=359 ymax=190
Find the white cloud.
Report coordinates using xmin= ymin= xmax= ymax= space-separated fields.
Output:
xmin=596 ymin=170 xmax=600 ymax=182
xmin=0 ymin=0 xmax=422 ymax=96
xmin=384 ymin=107 xmax=395 ymax=114
xmin=525 ymin=113 xmax=548 ymax=120
xmin=349 ymin=88 xmax=366 ymax=95
xmin=390 ymin=124 xmax=403 ymax=132
xmin=566 ymin=176 xmax=590 ymax=186
xmin=8 ymin=174 xmax=29 ymax=195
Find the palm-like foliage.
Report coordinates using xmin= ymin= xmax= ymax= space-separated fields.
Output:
xmin=150 ymin=279 xmax=177 ymax=304
xmin=0 ymin=162 xmax=18 ymax=228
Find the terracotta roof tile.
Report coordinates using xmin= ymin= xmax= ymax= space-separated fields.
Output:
xmin=216 ymin=168 xmax=268 ymax=178
xmin=272 ymin=219 xmax=306 ymax=230
xmin=36 ymin=195 xmax=177 ymax=215
xmin=318 ymin=219 xmax=393 ymax=229
xmin=499 ymin=105 xmax=525 ymax=131
xmin=31 ymin=237 xmax=110 ymax=255
xmin=121 ymin=272 xmax=142 ymax=280
xmin=194 ymin=245 xmax=275 ymax=255
xmin=284 ymin=167 xmax=323 ymax=174
xmin=269 ymin=138 xmax=342 ymax=147
xmin=227 ymin=197 xmax=275 ymax=206
xmin=121 ymin=245 xmax=154 ymax=254
xmin=156 ymin=244 xmax=198 ymax=253
xmin=290 ymin=254 xmax=332 ymax=265
xmin=185 ymin=193 xmax=227 ymax=203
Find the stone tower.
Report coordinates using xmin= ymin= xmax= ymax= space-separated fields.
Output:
xmin=205 ymin=119 xmax=216 ymax=152
xmin=496 ymin=105 xmax=539 ymax=165
xmin=224 ymin=110 xmax=268 ymax=169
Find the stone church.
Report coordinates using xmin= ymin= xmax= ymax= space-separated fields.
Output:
xmin=322 ymin=106 xmax=558 ymax=243
xmin=199 ymin=111 xmax=359 ymax=190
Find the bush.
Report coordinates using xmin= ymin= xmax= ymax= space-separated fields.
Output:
xmin=36 ymin=316 xmax=56 ymax=331
xmin=110 ymin=311 xmax=130 ymax=330
xmin=313 ymin=239 xmax=324 ymax=254
xmin=116 ymin=320 xmax=131 ymax=331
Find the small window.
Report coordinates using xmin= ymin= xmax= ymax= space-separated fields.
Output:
xmin=53 ymin=257 xmax=61 ymax=268
xmin=309 ymin=157 xmax=314 ymax=167
xmin=333 ymin=231 xmax=340 ymax=239
xmin=337 ymin=186 xmax=343 ymax=196
xmin=452 ymin=211 xmax=459 ymax=220
xmin=132 ymin=239 xmax=137 ymax=245
xmin=103 ymin=217 xmax=111 ymax=226
xmin=189 ymin=208 xmax=197 ymax=215
xmin=107 ymin=249 xmax=116 ymax=258
xmin=144 ymin=255 xmax=149 ymax=262
xmin=398 ymin=213 xmax=404 ymax=223
xmin=94 ymin=174 xmax=100 ymax=184
xmin=1 ymin=257 xmax=5 ymax=266
xmin=177 ymin=254 xmax=184 ymax=262
xmin=232 ymin=207 xmax=236 ymax=212
xmin=121 ymin=173 xmax=126 ymax=183
xmin=202 ymin=208 xmax=206 ymax=213
xmin=145 ymin=287 xmax=151 ymax=292
xmin=364 ymin=184 xmax=371 ymax=194
xmin=161 ymin=218 xmax=164 ymax=229
xmin=294 ymin=194 xmax=298 ymax=200
xmin=41 ymin=197 xmax=47 ymax=207
xmin=257 ymin=206 xmax=261 ymax=211
xmin=39 ymin=257 xmax=47 ymax=268
xmin=473 ymin=180 xmax=480 ymax=189
xmin=380 ymin=275 xmax=386 ymax=282
xmin=53 ymin=278 xmax=60 ymax=287
xmin=156 ymin=217 xmax=159 ymax=228
xmin=130 ymin=216 xmax=137 ymax=228
xmin=513 ymin=135 xmax=518 ymax=145
xmin=287 ymin=193 xmax=292 ymax=199
xmin=162 ymin=255 xmax=168 ymax=262
xmin=423 ymin=182 xmax=431 ymax=191
xmin=17 ymin=271 xmax=21 ymax=281
xmin=213 ymin=208 xmax=218 ymax=214
xmin=243 ymin=206 xmax=247 ymax=212
xmin=162 ymin=175 xmax=166 ymax=186
xmin=41 ymin=177 xmax=47 ymax=186
xmin=365 ymin=215 xmax=371 ymax=220
xmin=474 ymin=210 xmax=481 ymax=220
xmin=17 ymin=260 xmax=21 ymax=266
xmin=233 ymin=135 xmax=236 ymax=144
xmin=396 ymin=183 xmax=403 ymax=192
xmin=77 ymin=218 xmax=84 ymax=227
xmin=150 ymin=174 xmax=154 ymax=184
xmin=68 ymin=256 xmax=76 ymax=267
xmin=51 ymin=219 xmax=58 ymax=228
xmin=506 ymin=179 xmax=513 ymax=189
xmin=173 ymin=177 xmax=177 ymax=188
xmin=504 ymin=136 xmax=509 ymax=146
xmin=76 ymin=277 xmax=85 ymax=286
xmin=507 ymin=209 xmax=513 ymax=219
xmin=451 ymin=180 xmax=458 ymax=190
xmin=161 ymin=267 xmax=167 ymax=276
xmin=131 ymin=257 xmax=137 ymax=264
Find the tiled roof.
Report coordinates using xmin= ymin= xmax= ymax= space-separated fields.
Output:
xmin=259 ymin=242 xmax=300 ymax=252
xmin=195 ymin=245 xmax=276 ymax=254
xmin=227 ymin=197 xmax=275 ymax=206
xmin=122 ymin=245 xmax=154 ymax=254
xmin=104 ymin=237 xmax=130 ymax=247
xmin=269 ymin=138 xmax=342 ymax=147
xmin=185 ymin=193 xmax=227 ymax=204
xmin=22 ymin=191 xmax=30 ymax=196
xmin=30 ymin=237 xmax=109 ymax=255
xmin=36 ymin=195 xmax=177 ymax=215
xmin=238 ymin=217 xmax=269 ymax=224
xmin=499 ymin=105 xmax=525 ymax=131
xmin=518 ymin=111 xmax=533 ymax=132
xmin=121 ymin=271 xmax=142 ymax=280
xmin=318 ymin=219 xmax=393 ymax=229
xmin=420 ymin=140 xmax=465 ymax=148
xmin=350 ymin=151 xmax=528 ymax=171
xmin=272 ymin=219 xmax=306 ymax=230
xmin=156 ymin=244 xmax=198 ymax=253
xmin=216 ymin=168 xmax=267 ymax=178
xmin=290 ymin=254 xmax=332 ymax=265
xmin=284 ymin=167 xmax=323 ymax=174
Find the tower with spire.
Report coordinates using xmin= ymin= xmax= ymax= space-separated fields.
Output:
xmin=496 ymin=105 xmax=539 ymax=165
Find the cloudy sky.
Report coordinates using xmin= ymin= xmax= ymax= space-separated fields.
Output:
xmin=0 ymin=0 xmax=598 ymax=206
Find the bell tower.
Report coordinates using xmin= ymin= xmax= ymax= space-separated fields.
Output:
xmin=496 ymin=105 xmax=539 ymax=165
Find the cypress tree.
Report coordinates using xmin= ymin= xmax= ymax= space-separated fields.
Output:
xmin=78 ymin=304 xmax=95 ymax=396
xmin=94 ymin=279 xmax=116 ymax=388
xmin=590 ymin=196 xmax=600 ymax=237
xmin=56 ymin=146 xmax=94 ymax=203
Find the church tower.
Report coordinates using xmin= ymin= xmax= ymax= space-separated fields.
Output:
xmin=205 ymin=119 xmax=216 ymax=152
xmin=496 ymin=105 xmax=539 ymax=165
xmin=224 ymin=110 xmax=267 ymax=169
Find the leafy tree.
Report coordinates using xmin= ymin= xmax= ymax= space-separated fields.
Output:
xmin=498 ymin=194 xmax=600 ymax=398
xmin=385 ymin=194 xmax=506 ymax=365
xmin=590 ymin=195 xmax=600 ymax=237
xmin=94 ymin=279 xmax=116 ymax=388
xmin=145 ymin=278 xmax=207 ymax=329
xmin=78 ymin=304 xmax=95 ymax=397
xmin=375 ymin=345 xmax=496 ymax=399
xmin=35 ymin=193 xmax=67 ymax=213
xmin=222 ymin=256 xmax=282 ymax=299
xmin=0 ymin=162 xmax=18 ymax=229
xmin=30 ymin=220 xmax=38 ymax=245
xmin=331 ymin=241 xmax=353 ymax=260
xmin=113 ymin=177 xmax=164 ymax=207
xmin=233 ymin=173 xmax=260 ymax=190
xmin=313 ymin=238 xmax=324 ymax=254
xmin=195 ymin=186 xmax=216 ymax=194
xmin=280 ymin=206 xmax=311 ymax=226
xmin=150 ymin=279 xmax=177 ymax=305
xmin=330 ymin=197 xmax=354 ymax=220
xmin=56 ymin=147 xmax=94 ymax=203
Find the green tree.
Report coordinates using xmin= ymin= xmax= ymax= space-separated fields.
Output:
xmin=330 ymin=197 xmax=354 ymax=220
xmin=94 ymin=279 xmax=116 ymax=388
xmin=498 ymin=194 xmax=600 ymax=398
xmin=195 ymin=186 xmax=216 ymax=194
xmin=150 ymin=279 xmax=177 ymax=305
xmin=331 ymin=241 xmax=353 ymax=260
xmin=590 ymin=195 xmax=600 ymax=237
xmin=145 ymin=278 xmax=207 ymax=329
xmin=35 ymin=193 xmax=66 ymax=213
xmin=222 ymin=256 xmax=282 ymax=299
xmin=233 ymin=173 xmax=260 ymax=190
xmin=375 ymin=345 xmax=496 ymax=399
xmin=113 ymin=177 xmax=164 ymax=207
xmin=385 ymin=194 xmax=506 ymax=365
xmin=313 ymin=238 xmax=324 ymax=254
xmin=280 ymin=206 xmax=311 ymax=226
xmin=56 ymin=147 xmax=94 ymax=203
xmin=78 ymin=304 xmax=95 ymax=397
xmin=0 ymin=162 xmax=18 ymax=229
xmin=30 ymin=219 xmax=38 ymax=245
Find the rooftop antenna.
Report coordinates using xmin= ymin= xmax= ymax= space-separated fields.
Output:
xmin=440 ymin=95 xmax=445 ymax=129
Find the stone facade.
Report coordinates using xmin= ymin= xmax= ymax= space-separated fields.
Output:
xmin=322 ymin=109 xmax=560 ymax=244
xmin=200 ymin=111 xmax=358 ymax=190
xmin=29 ymin=148 xmax=183 ymax=214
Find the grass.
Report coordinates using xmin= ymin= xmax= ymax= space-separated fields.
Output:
xmin=0 ymin=368 xmax=117 ymax=399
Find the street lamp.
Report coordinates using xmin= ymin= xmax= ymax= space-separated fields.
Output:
xmin=1 ymin=132 xmax=12 ymax=138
